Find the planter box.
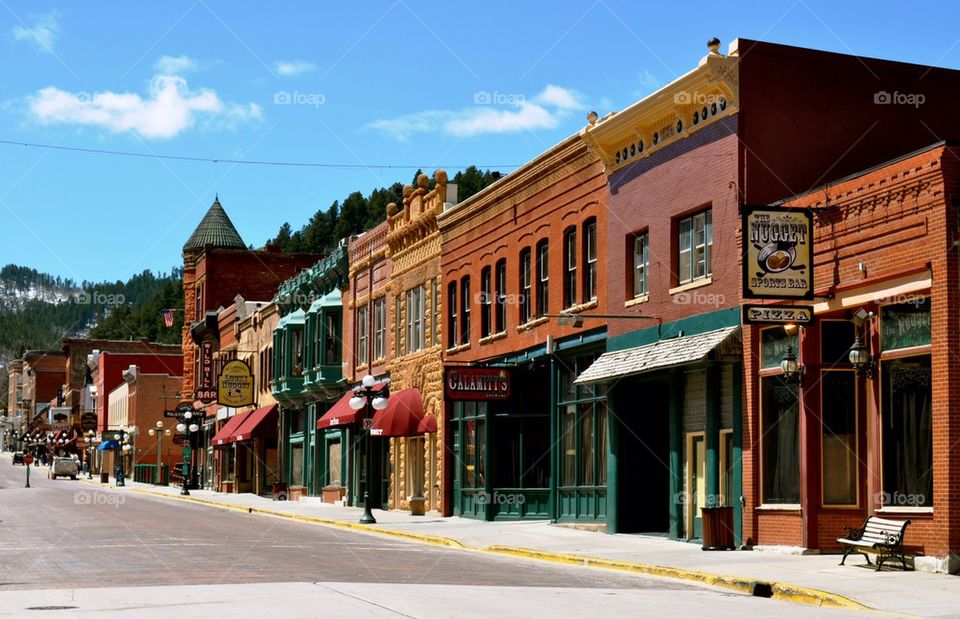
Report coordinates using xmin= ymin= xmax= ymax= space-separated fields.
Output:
xmin=409 ymin=495 xmax=426 ymax=516
xmin=322 ymin=485 xmax=346 ymax=504
xmin=288 ymin=485 xmax=308 ymax=502
xmin=220 ymin=480 xmax=235 ymax=494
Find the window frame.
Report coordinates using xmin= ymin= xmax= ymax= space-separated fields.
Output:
xmin=356 ymin=305 xmax=369 ymax=366
xmin=460 ymin=276 xmax=471 ymax=344
xmin=372 ymin=297 xmax=386 ymax=361
xmin=447 ymin=281 xmax=458 ymax=348
xmin=631 ymin=230 xmax=650 ymax=298
xmin=536 ymin=239 xmax=549 ymax=317
xmin=583 ymin=219 xmax=597 ymax=301
xmin=480 ymin=266 xmax=492 ymax=338
xmin=563 ymin=226 xmax=577 ymax=308
xmin=819 ymin=367 xmax=859 ymax=508
xmin=676 ymin=209 xmax=713 ymax=285
xmin=519 ymin=247 xmax=532 ymax=324
xmin=495 ymin=259 xmax=507 ymax=333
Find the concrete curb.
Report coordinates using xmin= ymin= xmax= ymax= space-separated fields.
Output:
xmin=129 ymin=486 xmax=868 ymax=611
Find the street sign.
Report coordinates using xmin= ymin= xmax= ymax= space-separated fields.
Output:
xmin=163 ymin=410 xmax=181 ymax=418
xmin=362 ymin=418 xmax=374 ymax=430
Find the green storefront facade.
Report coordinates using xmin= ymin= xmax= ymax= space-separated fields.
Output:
xmin=448 ymin=308 xmax=744 ymax=546
xmin=272 ymin=248 xmax=349 ymax=497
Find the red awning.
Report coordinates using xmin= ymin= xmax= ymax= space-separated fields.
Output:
xmin=212 ymin=412 xmax=249 ymax=447
xmin=231 ymin=404 xmax=278 ymax=442
xmin=371 ymin=389 xmax=435 ymax=437
xmin=316 ymin=383 xmax=387 ymax=430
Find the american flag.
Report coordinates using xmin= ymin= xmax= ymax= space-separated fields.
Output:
xmin=162 ymin=309 xmax=175 ymax=328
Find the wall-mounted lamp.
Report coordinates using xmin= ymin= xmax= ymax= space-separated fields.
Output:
xmin=848 ymin=335 xmax=875 ymax=379
xmin=780 ymin=323 xmax=804 ymax=384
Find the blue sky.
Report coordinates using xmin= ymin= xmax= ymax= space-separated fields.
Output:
xmin=2 ymin=0 xmax=959 ymax=283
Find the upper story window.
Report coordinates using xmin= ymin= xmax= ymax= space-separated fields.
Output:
xmin=291 ymin=328 xmax=304 ymax=371
xmin=324 ymin=313 xmax=341 ymax=364
xmin=536 ymin=240 xmax=549 ymax=317
xmin=460 ymin=276 xmax=471 ymax=344
xmin=677 ymin=209 xmax=712 ymax=285
xmin=373 ymin=298 xmax=386 ymax=361
xmin=563 ymin=227 xmax=577 ymax=308
xmin=520 ymin=248 xmax=532 ymax=324
xmin=406 ymin=285 xmax=425 ymax=354
xmin=356 ymin=305 xmax=369 ymax=366
xmin=480 ymin=266 xmax=492 ymax=338
xmin=431 ymin=277 xmax=440 ymax=348
xmin=394 ymin=294 xmax=402 ymax=356
xmin=495 ymin=259 xmax=507 ymax=333
xmin=447 ymin=281 xmax=458 ymax=348
xmin=584 ymin=219 xmax=597 ymax=301
xmin=632 ymin=231 xmax=649 ymax=298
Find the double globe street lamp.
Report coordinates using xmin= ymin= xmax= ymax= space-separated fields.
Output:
xmin=174 ymin=409 xmax=200 ymax=496
xmin=348 ymin=374 xmax=389 ymax=524
xmin=112 ymin=428 xmax=135 ymax=486
xmin=148 ymin=421 xmax=172 ymax=485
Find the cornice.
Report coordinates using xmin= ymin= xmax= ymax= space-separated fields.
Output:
xmin=580 ymin=51 xmax=739 ymax=175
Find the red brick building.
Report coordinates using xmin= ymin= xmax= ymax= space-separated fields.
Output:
xmin=438 ymin=135 xmax=608 ymax=521
xmin=91 ymin=347 xmax=182 ymax=432
xmin=742 ymin=142 xmax=960 ymax=572
xmin=575 ymin=38 xmax=960 ymax=551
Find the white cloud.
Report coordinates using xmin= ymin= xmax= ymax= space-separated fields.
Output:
xmin=634 ymin=69 xmax=662 ymax=96
xmin=274 ymin=60 xmax=315 ymax=76
xmin=30 ymin=75 xmax=262 ymax=140
xmin=367 ymin=85 xmax=587 ymax=141
xmin=11 ymin=12 xmax=60 ymax=54
xmin=533 ymin=84 xmax=585 ymax=110
xmin=154 ymin=55 xmax=198 ymax=74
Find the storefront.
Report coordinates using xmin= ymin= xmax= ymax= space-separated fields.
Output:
xmin=575 ymin=317 xmax=742 ymax=539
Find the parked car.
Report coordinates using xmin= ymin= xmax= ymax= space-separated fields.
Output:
xmin=50 ymin=457 xmax=78 ymax=480
xmin=11 ymin=452 xmax=25 ymax=465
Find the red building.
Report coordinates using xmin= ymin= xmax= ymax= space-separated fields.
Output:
xmin=438 ymin=134 xmax=608 ymax=522
xmin=91 ymin=346 xmax=182 ymax=431
xmin=742 ymin=142 xmax=960 ymax=572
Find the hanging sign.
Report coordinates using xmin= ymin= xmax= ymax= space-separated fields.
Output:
xmin=217 ymin=359 xmax=255 ymax=408
xmin=742 ymin=206 xmax=814 ymax=300
xmin=445 ymin=368 xmax=511 ymax=401
xmin=742 ymin=304 xmax=814 ymax=325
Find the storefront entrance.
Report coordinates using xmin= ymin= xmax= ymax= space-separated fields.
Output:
xmin=613 ymin=380 xmax=670 ymax=534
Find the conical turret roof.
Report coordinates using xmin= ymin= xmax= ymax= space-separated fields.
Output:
xmin=183 ymin=196 xmax=246 ymax=251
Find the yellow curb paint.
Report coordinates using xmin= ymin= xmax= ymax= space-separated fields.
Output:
xmin=130 ymin=488 xmax=868 ymax=611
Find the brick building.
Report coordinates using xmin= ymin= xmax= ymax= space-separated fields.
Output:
xmin=316 ymin=222 xmax=392 ymax=507
xmin=741 ymin=142 xmax=960 ymax=572
xmin=106 ymin=366 xmax=183 ymax=480
xmin=382 ymin=172 xmax=449 ymax=514
xmin=574 ymin=38 xmax=960 ymax=547
xmin=438 ymin=136 xmax=607 ymax=521
xmin=210 ymin=298 xmax=280 ymax=496
xmin=181 ymin=197 xmax=322 ymax=488
xmin=18 ymin=350 xmax=67 ymax=430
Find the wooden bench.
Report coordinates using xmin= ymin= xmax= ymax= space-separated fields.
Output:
xmin=837 ymin=516 xmax=911 ymax=571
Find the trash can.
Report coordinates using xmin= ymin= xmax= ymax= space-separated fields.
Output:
xmin=100 ymin=471 xmax=109 ymax=484
xmin=701 ymin=506 xmax=736 ymax=550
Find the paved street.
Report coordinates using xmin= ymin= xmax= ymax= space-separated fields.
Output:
xmin=0 ymin=462 xmax=862 ymax=617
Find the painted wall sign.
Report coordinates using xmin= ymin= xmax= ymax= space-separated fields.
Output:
xmin=445 ymin=368 xmax=511 ymax=401
xmin=742 ymin=305 xmax=814 ymax=325
xmin=742 ymin=206 xmax=814 ymax=300
xmin=217 ymin=359 xmax=255 ymax=408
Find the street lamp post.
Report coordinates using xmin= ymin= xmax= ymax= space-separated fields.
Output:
xmin=174 ymin=408 xmax=200 ymax=496
xmin=347 ymin=374 xmax=389 ymax=525
xmin=112 ymin=428 xmax=134 ymax=486
xmin=148 ymin=421 xmax=171 ymax=485
xmin=85 ymin=430 xmax=97 ymax=479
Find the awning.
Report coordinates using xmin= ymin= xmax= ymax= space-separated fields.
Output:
xmin=97 ymin=440 xmax=118 ymax=451
xmin=232 ymin=404 xmax=278 ymax=442
xmin=371 ymin=389 xmax=435 ymax=437
xmin=316 ymin=383 xmax=387 ymax=430
xmin=212 ymin=412 xmax=250 ymax=447
xmin=574 ymin=326 xmax=741 ymax=385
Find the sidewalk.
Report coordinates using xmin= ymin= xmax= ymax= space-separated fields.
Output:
xmin=87 ymin=477 xmax=959 ymax=616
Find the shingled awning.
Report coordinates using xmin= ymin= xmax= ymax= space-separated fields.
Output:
xmin=574 ymin=326 xmax=740 ymax=385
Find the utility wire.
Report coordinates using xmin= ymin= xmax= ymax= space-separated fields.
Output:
xmin=0 ymin=139 xmax=520 ymax=170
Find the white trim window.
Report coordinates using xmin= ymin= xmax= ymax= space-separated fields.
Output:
xmin=678 ymin=209 xmax=712 ymax=285
xmin=633 ymin=232 xmax=649 ymax=297
xmin=405 ymin=285 xmax=425 ymax=354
